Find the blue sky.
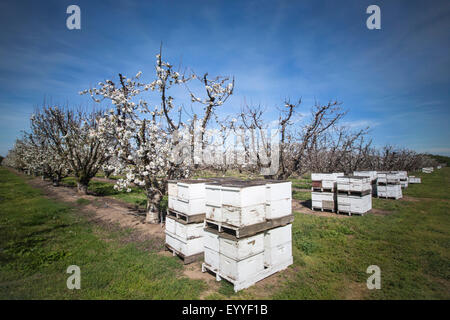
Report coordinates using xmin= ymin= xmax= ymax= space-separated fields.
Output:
xmin=0 ymin=0 xmax=449 ymax=156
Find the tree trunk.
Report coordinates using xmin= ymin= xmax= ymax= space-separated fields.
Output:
xmin=52 ymin=179 xmax=60 ymax=187
xmin=145 ymin=190 xmax=161 ymax=224
xmin=76 ymin=182 xmax=88 ymax=194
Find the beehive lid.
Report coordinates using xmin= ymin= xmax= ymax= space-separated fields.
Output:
xmin=219 ymin=180 xmax=267 ymax=188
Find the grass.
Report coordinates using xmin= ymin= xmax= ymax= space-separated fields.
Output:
xmin=0 ymin=168 xmax=204 ymax=299
xmin=1 ymin=167 xmax=449 ymax=299
xmin=292 ymin=190 xmax=311 ymax=201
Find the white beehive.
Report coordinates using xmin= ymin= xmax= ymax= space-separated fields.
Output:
xmin=311 ymin=191 xmax=335 ymax=211
xmin=206 ymin=204 xmax=223 ymax=222
xmin=177 ymin=180 xmax=207 ymax=200
xmin=204 ymin=229 xmax=220 ymax=251
xmin=222 ymin=203 xmax=266 ymax=228
xmin=205 ymin=183 xmax=222 ymax=207
xmin=337 ymin=194 xmax=372 ymax=215
xmin=204 ymin=246 xmax=220 ymax=271
xmin=173 ymin=197 xmax=206 ymax=215
xmin=311 ymin=172 xmax=343 ymax=190
xmin=265 ymin=181 xmax=292 ymax=202
xmin=264 ymin=224 xmax=292 ymax=248
xmin=265 ymin=198 xmax=292 ymax=219
xmin=168 ymin=180 xmax=178 ymax=197
xmin=174 ymin=220 xmax=204 ymax=240
xmin=168 ymin=195 xmax=176 ymax=210
xmin=264 ymin=242 xmax=292 ymax=267
xmin=165 ymin=230 xmax=204 ymax=256
xmin=221 ymin=182 xmax=266 ymax=207
xmin=337 ymin=176 xmax=371 ymax=193
xmin=219 ymin=233 xmax=264 ymax=260
xmin=219 ymin=252 xmax=265 ymax=282
xmin=353 ymin=171 xmax=377 ymax=181
xmin=377 ymin=184 xmax=402 ymax=199
xmin=408 ymin=176 xmax=421 ymax=184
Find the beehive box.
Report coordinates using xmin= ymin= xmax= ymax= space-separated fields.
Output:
xmin=311 ymin=191 xmax=335 ymax=211
xmin=204 ymin=229 xmax=220 ymax=251
xmin=265 ymin=198 xmax=292 ymax=219
xmin=408 ymin=176 xmax=421 ymax=184
xmin=205 ymin=183 xmax=222 ymax=207
xmin=222 ymin=203 xmax=266 ymax=228
xmin=204 ymin=246 xmax=220 ymax=271
xmin=206 ymin=204 xmax=223 ymax=222
xmin=311 ymin=172 xmax=344 ymax=190
xmin=264 ymin=224 xmax=292 ymax=248
xmin=264 ymin=242 xmax=292 ymax=267
xmin=165 ymin=230 xmax=204 ymax=256
xmin=219 ymin=233 xmax=264 ymax=260
xmin=219 ymin=252 xmax=265 ymax=282
xmin=337 ymin=194 xmax=372 ymax=215
xmin=376 ymin=184 xmax=402 ymax=199
xmin=173 ymin=197 xmax=206 ymax=215
xmin=177 ymin=180 xmax=208 ymax=200
xmin=377 ymin=172 xmax=400 ymax=184
xmin=174 ymin=219 xmax=204 ymax=240
xmin=353 ymin=171 xmax=378 ymax=182
xmin=220 ymin=181 xmax=266 ymax=207
xmin=337 ymin=176 xmax=371 ymax=193
xmin=168 ymin=180 xmax=178 ymax=197
xmin=265 ymin=181 xmax=292 ymax=202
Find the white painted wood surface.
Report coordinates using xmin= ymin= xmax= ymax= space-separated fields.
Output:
xmin=165 ymin=215 xmax=176 ymax=234
xmin=177 ymin=182 xmax=206 ymax=200
xmin=408 ymin=176 xmax=421 ymax=184
xmin=353 ymin=171 xmax=377 ymax=181
xmin=221 ymin=184 xmax=266 ymax=207
xmin=265 ymin=198 xmax=292 ymax=219
xmin=206 ymin=204 xmax=223 ymax=222
xmin=174 ymin=221 xmax=204 ymax=240
xmin=337 ymin=176 xmax=371 ymax=192
xmin=311 ymin=172 xmax=344 ymax=181
xmin=205 ymin=184 xmax=222 ymax=206
xmin=311 ymin=191 xmax=335 ymax=210
xmin=204 ymin=247 xmax=220 ymax=271
xmin=264 ymin=224 xmax=292 ymax=248
xmin=264 ymin=241 xmax=292 ymax=267
xmin=173 ymin=198 xmax=206 ymax=215
xmin=219 ymin=233 xmax=264 ymax=261
xmin=265 ymin=181 xmax=292 ymax=201
xmin=219 ymin=252 xmax=264 ymax=282
xmin=168 ymin=181 xmax=178 ymax=197
xmin=203 ymin=229 xmax=220 ymax=251
xmin=222 ymin=203 xmax=266 ymax=228
xmin=376 ymin=184 xmax=402 ymax=199
xmin=165 ymin=230 xmax=204 ymax=256
xmin=337 ymin=194 xmax=372 ymax=214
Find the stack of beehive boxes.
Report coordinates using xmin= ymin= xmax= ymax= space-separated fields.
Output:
xmin=408 ymin=176 xmax=421 ymax=184
xmin=376 ymin=172 xmax=402 ymax=199
xmin=336 ymin=176 xmax=372 ymax=215
xmin=353 ymin=171 xmax=378 ymax=195
xmin=422 ymin=167 xmax=434 ymax=173
xmin=165 ymin=180 xmax=208 ymax=264
xmin=394 ymin=171 xmax=409 ymax=188
xmin=310 ymin=173 xmax=343 ymax=212
xmin=202 ymin=180 xmax=293 ymax=292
